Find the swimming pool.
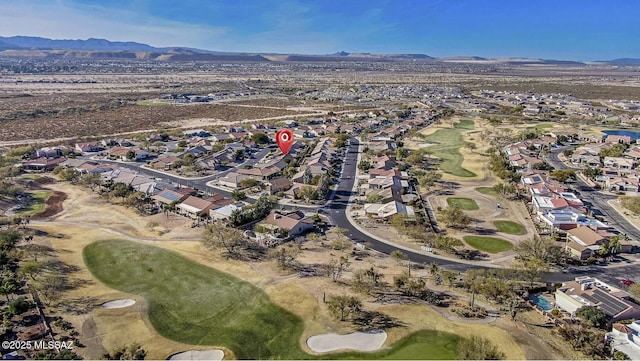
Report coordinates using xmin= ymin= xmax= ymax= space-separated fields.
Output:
xmin=529 ymin=293 xmax=552 ymax=311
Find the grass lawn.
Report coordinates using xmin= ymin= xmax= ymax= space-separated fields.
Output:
xmin=446 ymin=197 xmax=479 ymax=211
xmin=19 ymin=174 xmax=42 ymax=180
xmin=136 ymin=100 xmax=169 ymax=106
xmin=337 ymin=330 xmax=460 ymax=360
xmin=16 ymin=190 xmax=51 ymax=216
xmin=493 ymin=220 xmax=526 ymax=235
xmin=525 ymin=122 xmax=554 ymax=131
xmin=84 ymin=240 xmax=469 ymax=360
xmin=475 ymin=187 xmax=497 ymax=196
xmin=83 ymin=240 xmax=307 ymax=360
xmin=463 ymin=236 xmax=513 ymax=253
xmin=421 ymin=119 xmax=477 ymax=177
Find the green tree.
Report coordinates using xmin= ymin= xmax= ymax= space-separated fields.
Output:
xmin=582 ymin=166 xmax=602 ymax=180
xmin=514 ymin=236 xmax=567 ymax=265
xmin=103 ymin=343 xmax=147 ymax=360
xmin=550 ymin=169 xmax=577 ymax=183
xmin=628 ymin=284 xmax=640 ymax=300
xmin=302 ymin=167 xmax=313 ymax=184
xmin=365 ymin=193 xmax=382 ymax=203
xmin=434 ymin=235 xmax=463 ymax=253
xmin=231 ymin=190 xmax=246 ymax=201
xmin=58 ymin=168 xmax=80 ymax=182
xmin=396 ymin=147 xmax=409 ymax=160
xmin=0 ymin=279 xmax=17 ymax=302
xmin=110 ymin=182 xmax=134 ymax=201
xmin=19 ymin=260 xmax=44 ymax=281
xmin=351 ymin=267 xmax=384 ymax=294
xmin=271 ymin=245 xmax=300 ymax=270
xmin=298 ymin=185 xmax=318 ymax=201
xmin=251 ymin=133 xmax=270 ymax=144
xmin=203 ymin=223 xmax=247 ymax=257
xmin=34 ymin=349 xmax=82 ymax=360
xmin=125 ymin=150 xmax=136 ymax=160
xmin=576 ymin=306 xmax=607 ymax=329
xmin=614 ymin=351 xmax=631 ymax=360
xmin=325 ymin=256 xmax=350 ymax=282
xmin=517 ymin=258 xmax=549 ymax=288
xmin=316 ymin=173 xmax=331 ymax=199
xmin=440 ymin=206 xmax=471 ymax=229
xmin=358 ymin=160 xmax=371 ymax=172
xmin=79 ymin=172 xmax=103 ymax=191
xmin=181 ymin=153 xmax=196 ymax=167
xmin=326 ymin=295 xmax=362 ymax=321
xmin=458 ymin=336 xmax=505 ymax=360
xmin=239 ymin=177 xmax=259 ymax=188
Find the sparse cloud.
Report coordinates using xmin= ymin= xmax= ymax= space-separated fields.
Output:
xmin=0 ymin=1 xmax=229 ymax=49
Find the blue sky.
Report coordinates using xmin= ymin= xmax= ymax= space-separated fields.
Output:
xmin=0 ymin=0 xmax=637 ymax=60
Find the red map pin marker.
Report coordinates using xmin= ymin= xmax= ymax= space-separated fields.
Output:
xmin=276 ymin=129 xmax=294 ymax=154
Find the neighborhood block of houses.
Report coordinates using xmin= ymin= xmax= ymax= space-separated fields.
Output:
xmin=504 ymin=132 xmax=638 ymax=260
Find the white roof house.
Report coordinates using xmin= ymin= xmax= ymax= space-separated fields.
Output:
xmin=364 ymin=201 xmax=414 ymax=219
xmin=607 ymin=321 xmax=640 ymax=360
xmin=209 ymin=203 xmax=245 ymax=220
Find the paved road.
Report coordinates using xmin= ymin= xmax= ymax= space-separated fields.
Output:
xmin=546 ymin=147 xmax=640 ymax=243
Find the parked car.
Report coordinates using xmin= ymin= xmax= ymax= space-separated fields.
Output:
xmin=620 ymin=279 xmax=635 ymax=286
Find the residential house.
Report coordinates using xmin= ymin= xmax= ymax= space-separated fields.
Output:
xmin=538 ymin=209 xmax=608 ymax=231
xmin=606 ymin=135 xmax=633 ymax=144
xmin=267 ymin=210 xmax=314 ymax=235
xmin=152 ymin=189 xmax=189 ymax=207
xmin=237 ymin=166 xmax=280 ymax=180
xmin=218 ymin=172 xmax=252 ymax=189
xmin=36 ymin=146 xmax=67 ymax=158
xmin=606 ymin=321 xmax=640 ymax=360
xmin=606 ymin=177 xmax=640 ymax=193
xmin=209 ymin=202 xmax=245 ymax=220
xmin=604 ymin=157 xmax=636 ymax=170
xmin=22 ymin=157 xmax=66 ymax=172
xmin=563 ymin=226 xmax=632 ymax=259
xmin=149 ymin=155 xmax=181 ymax=170
xmin=364 ymin=201 xmax=415 ymax=219
xmin=556 ymin=276 xmax=640 ymax=322
xmin=176 ymin=196 xmax=214 ymax=218
xmin=75 ymin=142 xmax=103 ymax=153
xmin=264 ymin=177 xmax=293 ymax=195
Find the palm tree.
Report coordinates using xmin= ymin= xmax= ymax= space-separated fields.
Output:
xmin=0 ymin=280 xmax=16 ymax=302
xmin=607 ymin=236 xmax=622 ymax=261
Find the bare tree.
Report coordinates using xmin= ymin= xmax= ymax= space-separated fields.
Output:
xmin=325 ymin=256 xmax=350 ymax=282
xmin=202 ymin=222 xmax=247 ymax=257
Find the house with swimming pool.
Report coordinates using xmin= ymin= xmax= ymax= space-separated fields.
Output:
xmin=555 ymin=276 xmax=640 ymax=322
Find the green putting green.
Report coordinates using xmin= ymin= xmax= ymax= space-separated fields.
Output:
xmin=337 ymin=330 xmax=460 ymax=360
xmin=84 ymin=240 xmax=306 ymax=360
xmin=446 ymin=197 xmax=479 ymax=211
xmin=493 ymin=220 xmax=526 ymax=235
xmin=475 ymin=187 xmax=498 ymax=196
xmin=463 ymin=236 xmax=513 ymax=253
xmin=421 ymin=119 xmax=477 ymax=177
xmin=17 ymin=190 xmax=51 ymax=216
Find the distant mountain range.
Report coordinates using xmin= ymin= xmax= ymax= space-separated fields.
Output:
xmin=0 ymin=35 xmax=636 ymax=65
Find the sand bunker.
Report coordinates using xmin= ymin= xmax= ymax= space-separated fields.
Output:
xmin=168 ymin=350 xmax=224 ymax=360
xmin=101 ymin=299 xmax=136 ymax=309
xmin=307 ymin=330 xmax=387 ymax=352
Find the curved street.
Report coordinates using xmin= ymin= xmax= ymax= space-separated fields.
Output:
xmin=546 ymin=146 xmax=640 ymax=243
